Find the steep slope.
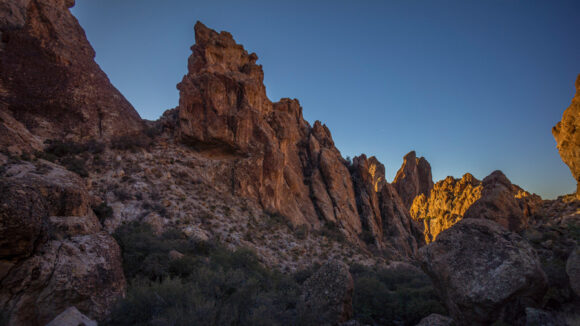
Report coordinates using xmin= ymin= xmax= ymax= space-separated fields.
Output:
xmin=0 ymin=0 xmax=143 ymax=147
xmin=553 ymin=74 xmax=580 ymax=198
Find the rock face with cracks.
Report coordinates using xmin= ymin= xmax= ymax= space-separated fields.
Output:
xmin=553 ymin=74 xmax=580 ymax=198
xmin=175 ymin=22 xmax=423 ymax=251
xmin=0 ymin=160 xmax=125 ymax=326
xmin=0 ymin=0 xmax=143 ymax=145
xmin=411 ymin=170 xmax=541 ymax=242
xmin=393 ymin=151 xmax=434 ymax=209
xmin=419 ymin=218 xmax=547 ymax=326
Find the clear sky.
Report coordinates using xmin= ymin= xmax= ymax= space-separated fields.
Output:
xmin=71 ymin=0 xmax=580 ymax=199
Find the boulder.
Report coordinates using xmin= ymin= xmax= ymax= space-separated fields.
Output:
xmin=419 ymin=218 xmax=547 ymax=325
xmin=0 ymin=160 xmax=125 ymax=325
xmin=298 ymin=260 xmax=354 ymax=325
xmin=553 ymin=74 xmax=580 ymax=199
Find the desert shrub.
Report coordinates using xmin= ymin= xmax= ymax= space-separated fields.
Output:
xmin=93 ymin=202 xmax=113 ymax=223
xmin=350 ymin=264 xmax=446 ymax=326
xmin=108 ymin=222 xmax=303 ymax=326
xmin=294 ymin=224 xmax=309 ymax=240
xmin=317 ymin=221 xmax=345 ymax=243
xmin=61 ymin=157 xmax=88 ymax=177
xmin=111 ymin=134 xmax=151 ymax=152
xmin=44 ymin=139 xmax=85 ymax=157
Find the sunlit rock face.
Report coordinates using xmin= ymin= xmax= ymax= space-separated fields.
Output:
xmin=177 ymin=22 xmax=363 ymax=236
xmin=411 ymin=171 xmax=541 ymax=243
xmin=553 ymin=74 xmax=580 ymax=199
xmin=175 ymin=22 xmax=427 ymax=252
xmin=393 ymin=151 xmax=434 ymax=209
xmin=0 ymin=0 xmax=143 ymax=144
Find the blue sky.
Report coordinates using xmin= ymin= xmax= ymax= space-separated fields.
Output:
xmin=71 ymin=0 xmax=580 ymax=199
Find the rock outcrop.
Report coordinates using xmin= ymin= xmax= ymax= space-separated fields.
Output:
xmin=175 ymin=22 xmax=423 ymax=253
xmin=420 ymin=219 xmax=547 ymax=326
xmin=351 ymin=154 xmax=423 ymax=257
xmin=411 ymin=171 xmax=541 ymax=242
xmin=393 ymin=151 xmax=434 ymax=209
xmin=553 ymin=74 xmax=580 ymax=198
xmin=0 ymin=0 xmax=143 ymax=146
xmin=298 ymin=260 xmax=354 ymax=325
xmin=462 ymin=170 xmax=542 ymax=231
xmin=0 ymin=158 xmax=125 ymax=325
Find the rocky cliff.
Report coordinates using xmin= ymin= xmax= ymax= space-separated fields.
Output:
xmin=0 ymin=0 xmax=143 ymax=150
xmin=553 ymin=74 xmax=580 ymax=198
xmin=174 ymin=22 xmax=422 ymax=254
xmin=393 ymin=151 xmax=433 ymax=209
xmin=410 ymin=170 xmax=541 ymax=242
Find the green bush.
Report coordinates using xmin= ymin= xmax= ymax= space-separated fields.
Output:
xmin=107 ymin=222 xmax=303 ymax=326
xmin=350 ymin=264 xmax=446 ymax=326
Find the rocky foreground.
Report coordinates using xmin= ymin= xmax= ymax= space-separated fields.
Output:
xmin=0 ymin=1 xmax=579 ymax=325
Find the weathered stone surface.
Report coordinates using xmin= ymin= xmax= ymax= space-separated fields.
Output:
xmin=553 ymin=74 xmax=580 ymax=198
xmin=419 ymin=218 xmax=547 ymax=326
xmin=298 ymin=260 xmax=354 ymax=325
xmin=176 ymin=22 xmax=373 ymax=242
xmin=463 ymin=170 xmax=542 ymax=231
xmin=45 ymin=306 xmax=97 ymax=326
xmin=351 ymin=154 xmax=423 ymax=256
xmin=410 ymin=173 xmax=482 ymax=243
xmin=0 ymin=160 xmax=125 ymax=325
xmin=0 ymin=0 xmax=143 ymax=143
xmin=415 ymin=313 xmax=455 ymax=326
xmin=566 ymin=246 xmax=580 ymax=297
xmin=393 ymin=151 xmax=433 ymax=209
xmin=411 ymin=171 xmax=541 ymax=243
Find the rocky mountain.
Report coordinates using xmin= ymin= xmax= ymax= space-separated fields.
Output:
xmin=0 ymin=1 xmax=579 ymax=325
xmin=0 ymin=0 xmax=143 ymax=154
xmin=553 ymin=74 xmax=580 ymax=198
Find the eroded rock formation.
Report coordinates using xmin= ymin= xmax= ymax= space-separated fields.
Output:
xmin=393 ymin=151 xmax=433 ymax=209
xmin=351 ymin=154 xmax=423 ymax=257
xmin=0 ymin=0 xmax=143 ymax=146
xmin=0 ymin=159 xmax=125 ymax=325
xmin=411 ymin=170 xmax=541 ymax=242
xmin=175 ymin=22 xmax=424 ymax=252
xmin=420 ymin=218 xmax=547 ymax=326
xmin=553 ymin=74 xmax=580 ymax=198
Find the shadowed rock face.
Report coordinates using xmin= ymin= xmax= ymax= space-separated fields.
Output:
xmin=420 ymin=218 xmax=547 ymax=326
xmin=351 ymin=154 xmax=423 ymax=257
xmin=176 ymin=22 xmax=434 ymax=249
xmin=0 ymin=160 xmax=125 ymax=326
xmin=393 ymin=151 xmax=434 ymax=209
xmin=553 ymin=74 xmax=580 ymax=198
xmin=0 ymin=0 xmax=143 ymax=143
xmin=411 ymin=170 xmax=541 ymax=242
